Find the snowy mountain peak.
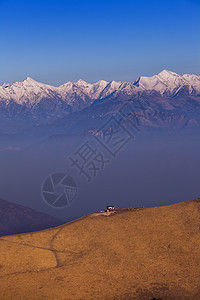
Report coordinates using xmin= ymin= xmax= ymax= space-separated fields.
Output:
xmin=109 ymin=80 xmax=122 ymax=89
xmin=158 ymin=70 xmax=179 ymax=78
xmin=24 ymin=76 xmax=36 ymax=82
xmin=59 ymin=80 xmax=73 ymax=88
xmin=135 ymin=70 xmax=200 ymax=94
xmin=95 ymin=80 xmax=108 ymax=86
xmin=76 ymin=79 xmax=91 ymax=86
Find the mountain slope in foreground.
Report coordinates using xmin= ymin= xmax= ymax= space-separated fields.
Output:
xmin=0 ymin=198 xmax=62 ymax=236
xmin=0 ymin=199 xmax=200 ymax=299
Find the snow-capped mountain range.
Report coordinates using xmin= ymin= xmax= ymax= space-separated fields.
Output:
xmin=0 ymin=77 xmax=109 ymax=109
xmin=1 ymin=70 xmax=200 ymax=108
xmin=0 ymin=70 xmax=200 ymax=136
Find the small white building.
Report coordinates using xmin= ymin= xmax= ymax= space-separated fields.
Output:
xmin=106 ymin=206 xmax=115 ymax=212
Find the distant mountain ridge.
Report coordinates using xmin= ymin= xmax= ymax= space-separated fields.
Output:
xmin=1 ymin=70 xmax=200 ymax=108
xmin=0 ymin=70 xmax=200 ymax=135
xmin=0 ymin=198 xmax=63 ymax=236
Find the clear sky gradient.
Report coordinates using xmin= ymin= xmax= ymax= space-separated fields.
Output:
xmin=0 ymin=0 xmax=200 ymax=85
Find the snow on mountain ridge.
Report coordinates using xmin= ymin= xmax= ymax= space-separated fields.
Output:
xmin=0 ymin=77 xmax=59 ymax=104
xmin=136 ymin=70 xmax=200 ymax=95
xmin=0 ymin=77 xmax=111 ymax=108
xmin=0 ymin=71 xmax=200 ymax=108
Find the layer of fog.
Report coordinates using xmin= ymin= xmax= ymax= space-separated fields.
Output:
xmin=0 ymin=131 xmax=199 ymax=223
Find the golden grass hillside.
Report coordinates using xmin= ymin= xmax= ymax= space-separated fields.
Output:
xmin=0 ymin=199 xmax=200 ymax=299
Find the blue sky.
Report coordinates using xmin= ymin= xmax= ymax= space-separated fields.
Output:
xmin=0 ymin=0 xmax=200 ymax=85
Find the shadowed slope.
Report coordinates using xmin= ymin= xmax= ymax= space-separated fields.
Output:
xmin=0 ymin=199 xmax=200 ymax=299
xmin=0 ymin=198 xmax=63 ymax=236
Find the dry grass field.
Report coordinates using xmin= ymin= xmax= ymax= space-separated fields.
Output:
xmin=0 ymin=199 xmax=200 ymax=299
